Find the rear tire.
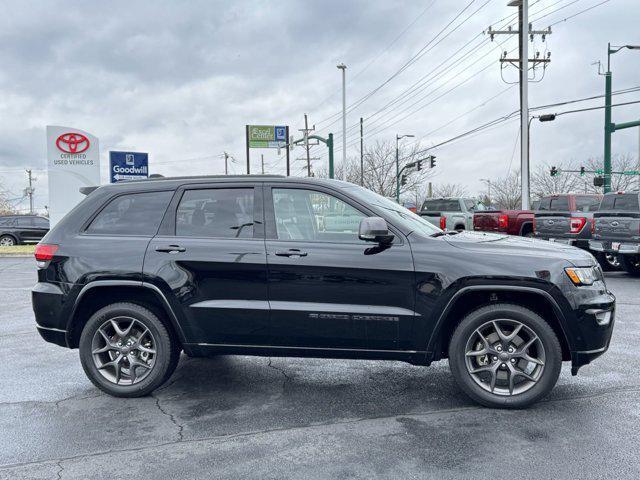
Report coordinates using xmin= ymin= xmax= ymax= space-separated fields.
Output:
xmin=595 ymin=252 xmax=620 ymax=271
xmin=0 ymin=235 xmax=16 ymax=247
xmin=79 ymin=302 xmax=180 ymax=397
xmin=620 ymin=254 xmax=640 ymax=277
xmin=449 ymin=303 xmax=562 ymax=409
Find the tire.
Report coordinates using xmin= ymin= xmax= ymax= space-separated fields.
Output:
xmin=448 ymin=303 xmax=562 ymax=409
xmin=595 ymin=252 xmax=620 ymax=272
xmin=455 ymin=225 xmax=465 ymax=232
xmin=0 ymin=235 xmax=16 ymax=247
xmin=79 ymin=302 xmax=180 ymax=397
xmin=620 ymin=254 xmax=640 ymax=277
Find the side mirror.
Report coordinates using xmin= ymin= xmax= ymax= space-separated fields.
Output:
xmin=359 ymin=217 xmax=394 ymax=244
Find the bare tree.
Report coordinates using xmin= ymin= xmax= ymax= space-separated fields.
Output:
xmin=531 ymin=159 xmax=582 ymax=199
xmin=431 ymin=183 xmax=468 ymax=198
xmin=0 ymin=182 xmax=16 ymax=215
xmin=584 ymin=153 xmax=638 ymax=192
xmin=316 ymin=140 xmax=435 ymax=203
xmin=490 ymin=170 xmax=522 ymax=209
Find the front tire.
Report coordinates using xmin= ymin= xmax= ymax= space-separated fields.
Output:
xmin=449 ymin=303 xmax=562 ymax=409
xmin=79 ymin=302 xmax=180 ymax=397
xmin=620 ymin=254 xmax=640 ymax=276
xmin=595 ymin=252 xmax=620 ymax=271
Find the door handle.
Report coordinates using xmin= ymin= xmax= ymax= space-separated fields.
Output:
xmin=155 ymin=245 xmax=186 ymax=253
xmin=275 ymin=249 xmax=308 ymax=257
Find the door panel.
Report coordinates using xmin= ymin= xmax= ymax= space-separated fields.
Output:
xmin=265 ymin=185 xmax=416 ymax=350
xmin=143 ymin=185 xmax=269 ymax=345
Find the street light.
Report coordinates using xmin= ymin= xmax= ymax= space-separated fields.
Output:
xmin=395 ymin=134 xmax=414 ymax=202
xmin=528 ymin=113 xmax=556 ymax=185
xmin=604 ymin=43 xmax=640 ymax=192
xmin=337 ymin=63 xmax=347 ymax=180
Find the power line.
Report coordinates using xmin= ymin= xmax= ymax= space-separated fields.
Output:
xmin=548 ymin=0 xmax=611 ymax=26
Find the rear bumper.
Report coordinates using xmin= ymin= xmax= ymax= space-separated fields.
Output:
xmin=32 ymin=282 xmax=70 ymax=347
xmin=589 ymin=240 xmax=640 ymax=254
xmin=536 ymin=235 xmax=590 ymax=249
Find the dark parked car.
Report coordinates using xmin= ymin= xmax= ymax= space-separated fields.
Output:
xmin=590 ymin=191 xmax=640 ymax=276
xmin=0 ymin=214 xmax=49 ymax=246
xmin=32 ymin=176 xmax=615 ymax=408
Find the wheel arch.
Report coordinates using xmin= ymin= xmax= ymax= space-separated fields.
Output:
xmin=0 ymin=233 xmax=19 ymax=245
xmin=66 ymin=280 xmax=188 ymax=349
xmin=427 ymin=286 xmax=572 ymax=363
xmin=519 ymin=222 xmax=533 ymax=236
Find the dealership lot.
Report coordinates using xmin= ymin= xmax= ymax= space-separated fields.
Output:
xmin=0 ymin=257 xmax=639 ymax=479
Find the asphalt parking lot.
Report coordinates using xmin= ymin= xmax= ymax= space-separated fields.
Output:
xmin=0 ymin=257 xmax=639 ymax=479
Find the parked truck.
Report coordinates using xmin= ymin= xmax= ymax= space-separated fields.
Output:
xmin=419 ymin=197 xmax=482 ymax=231
xmin=473 ymin=209 xmax=535 ymax=237
xmin=590 ymin=191 xmax=640 ymax=276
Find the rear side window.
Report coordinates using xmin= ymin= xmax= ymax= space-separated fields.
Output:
xmin=86 ymin=191 xmax=173 ymax=236
xmin=176 ymin=188 xmax=254 ymax=238
xmin=574 ymin=195 xmax=601 ymax=212
xmin=600 ymin=193 xmax=640 ymax=211
xmin=16 ymin=217 xmax=32 ymax=226
xmin=33 ymin=217 xmax=49 ymax=228
xmin=538 ymin=196 xmax=569 ymax=211
xmin=421 ymin=199 xmax=461 ymax=212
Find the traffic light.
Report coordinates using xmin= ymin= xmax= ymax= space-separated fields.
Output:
xmin=580 ymin=166 xmax=585 ymax=176
xmin=401 ymin=174 xmax=407 ymax=186
xmin=550 ymin=166 xmax=558 ymax=177
xmin=429 ymin=156 xmax=436 ymax=168
xmin=416 ymin=160 xmax=422 ymax=171
xmin=593 ymin=176 xmax=604 ymax=187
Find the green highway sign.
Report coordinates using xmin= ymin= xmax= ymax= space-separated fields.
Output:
xmin=248 ymin=125 xmax=287 ymax=148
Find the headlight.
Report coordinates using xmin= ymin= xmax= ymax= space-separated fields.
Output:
xmin=565 ymin=266 xmax=601 ymax=286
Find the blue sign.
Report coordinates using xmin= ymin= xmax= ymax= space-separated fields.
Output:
xmin=274 ymin=126 xmax=287 ymax=142
xmin=109 ymin=151 xmax=149 ymax=183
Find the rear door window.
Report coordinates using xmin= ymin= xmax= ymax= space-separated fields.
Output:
xmin=421 ymin=200 xmax=461 ymax=212
xmin=574 ymin=195 xmax=601 ymax=212
xmin=539 ymin=196 xmax=569 ymax=211
xmin=599 ymin=194 xmax=640 ymax=211
xmin=176 ymin=188 xmax=255 ymax=238
xmin=86 ymin=191 xmax=173 ymax=236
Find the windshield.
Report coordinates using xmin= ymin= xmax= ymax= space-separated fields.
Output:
xmin=344 ymin=185 xmax=441 ymax=236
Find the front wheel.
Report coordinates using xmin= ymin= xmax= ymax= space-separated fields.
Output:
xmin=620 ymin=254 xmax=640 ymax=276
xmin=79 ymin=302 xmax=180 ymax=397
xmin=595 ymin=252 xmax=620 ymax=271
xmin=449 ymin=303 xmax=562 ymax=409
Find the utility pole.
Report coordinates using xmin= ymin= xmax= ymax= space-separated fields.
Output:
xmin=25 ymin=169 xmax=34 ymax=214
xmin=298 ymin=114 xmax=319 ymax=177
xmin=261 ymin=154 xmax=265 ymax=174
xmin=223 ymin=152 xmax=229 ymax=175
xmin=395 ymin=134 xmax=414 ymax=202
xmin=337 ymin=63 xmax=347 ymax=180
xmin=360 ymin=117 xmax=364 ymax=186
xmin=488 ymin=0 xmax=551 ymax=209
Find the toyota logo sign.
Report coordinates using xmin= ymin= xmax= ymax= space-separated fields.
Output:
xmin=56 ymin=133 xmax=90 ymax=154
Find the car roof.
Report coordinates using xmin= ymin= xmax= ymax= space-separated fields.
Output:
xmin=91 ymin=175 xmax=356 ymax=193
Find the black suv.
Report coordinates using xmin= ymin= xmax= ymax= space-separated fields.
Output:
xmin=32 ymin=176 xmax=615 ymax=408
xmin=0 ymin=214 xmax=49 ymax=246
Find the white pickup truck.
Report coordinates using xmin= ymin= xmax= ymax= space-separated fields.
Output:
xmin=419 ymin=197 xmax=483 ymax=231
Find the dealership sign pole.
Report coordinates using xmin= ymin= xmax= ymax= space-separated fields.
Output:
xmin=46 ymin=126 xmax=100 ymax=227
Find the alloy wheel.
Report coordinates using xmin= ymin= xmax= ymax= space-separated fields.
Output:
xmin=91 ymin=316 xmax=157 ymax=385
xmin=464 ymin=319 xmax=545 ymax=396
xmin=0 ymin=236 xmax=15 ymax=246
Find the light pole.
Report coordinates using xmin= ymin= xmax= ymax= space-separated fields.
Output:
xmin=604 ymin=44 xmax=640 ymax=193
xmin=395 ymin=134 xmax=414 ymax=202
xmin=480 ymin=178 xmax=492 ymax=206
xmin=337 ymin=63 xmax=347 ymax=180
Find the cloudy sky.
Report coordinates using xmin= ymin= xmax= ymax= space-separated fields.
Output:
xmin=0 ymin=0 xmax=638 ymax=212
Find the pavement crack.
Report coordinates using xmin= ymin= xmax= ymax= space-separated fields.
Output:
xmin=152 ymin=394 xmax=184 ymax=442
xmin=55 ymin=460 xmax=64 ymax=479
xmin=267 ymin=357 xmax=292 ymax=393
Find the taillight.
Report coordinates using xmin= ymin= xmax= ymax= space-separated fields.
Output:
xmin=440 ymin=216 xmax=447 ymax=230
xmin=34 ymin=244 xmax=58 ymax=261
xmin=498 ymin=214 xmax=508 ymax=230
xmin=570 ymin=217 xmax=587 ymax=234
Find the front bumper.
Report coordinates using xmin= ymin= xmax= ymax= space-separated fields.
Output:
xmin=569 ymin=291 xmax=616 ymax=374
xmin=589 ymin=240 xmax=640 ymax=254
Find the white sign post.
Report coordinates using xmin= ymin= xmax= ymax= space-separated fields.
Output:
xmin=46 ymin=126 xmax=100 ymax=226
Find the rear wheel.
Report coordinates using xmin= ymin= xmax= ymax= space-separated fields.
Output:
xmin=595 ymin=252 xmax=620 ymax=271
xmin=0 ymin=235 xmax=16 ymax=246
xmin=449 ymin=303 xmax=562 ymax=409
xmin=79 ymin=302 xmax=180 ymax=397
xmin=620 ymin=254 xmax=640 ymax=276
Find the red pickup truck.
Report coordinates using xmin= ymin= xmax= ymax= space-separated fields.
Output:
xmin=473 ymin=209 xmax=535 ymax=237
